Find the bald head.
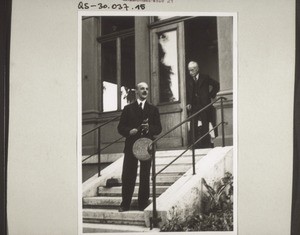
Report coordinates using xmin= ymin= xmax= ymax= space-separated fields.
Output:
xmin=136 ymin=82 xmax=148 ymax=90
xmin=136 ymin=82 xmax=149 ymax=101
xmin=188 ymin=61 xmax=199 ymax=77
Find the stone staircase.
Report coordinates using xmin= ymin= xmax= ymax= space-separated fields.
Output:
xmin=82 ymin=149 xmax=210 ymax=233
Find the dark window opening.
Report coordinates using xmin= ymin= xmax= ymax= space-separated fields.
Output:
xmin=100 ymin=17 xmax=135 ymax=112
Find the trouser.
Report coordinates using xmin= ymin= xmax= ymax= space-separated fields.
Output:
xmin=191 ymin=110 xmax=212 ymax=148
xmin=121 ymin=151 xmax=151 ymax=210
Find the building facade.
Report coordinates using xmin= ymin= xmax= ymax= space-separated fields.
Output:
xmin=82 ymin=16 xmax=233 ymax=158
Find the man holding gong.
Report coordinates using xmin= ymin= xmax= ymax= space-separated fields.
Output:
xmin=117 ymin=82 xmax=162 ymax=212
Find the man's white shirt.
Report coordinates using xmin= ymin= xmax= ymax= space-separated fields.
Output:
xmin=137 ymin=99 xmax=146 ymax=110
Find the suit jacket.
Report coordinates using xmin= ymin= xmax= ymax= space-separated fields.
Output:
xmin=186 ymin=73 xmax=220 ymax=110
xmin=118 ymin=101 xmax=162 ymax=154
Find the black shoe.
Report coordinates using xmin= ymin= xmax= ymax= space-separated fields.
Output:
xmin=118 ymin=207 xmax=129 ymax=212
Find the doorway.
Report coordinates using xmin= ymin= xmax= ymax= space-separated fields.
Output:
xmin=184 ymin=17 xmax=220 ymax=147
xmin=184 ymin=17 xmax=219 ymax=82
xmin=150 ymin=16 xmax=219 ymax=149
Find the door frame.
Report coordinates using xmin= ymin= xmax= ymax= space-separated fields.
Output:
xmin=150 ymin=21 xmax=188 ymax=147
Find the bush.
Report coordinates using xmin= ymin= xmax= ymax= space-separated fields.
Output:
xmin=160 ymin=172 xmax=233 ymax=232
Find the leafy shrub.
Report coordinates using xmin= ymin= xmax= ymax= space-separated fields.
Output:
xmin=160 ymin=172 xmax=233 ymax=232
xmin=160 ymin=206 xmax=184 ymax=232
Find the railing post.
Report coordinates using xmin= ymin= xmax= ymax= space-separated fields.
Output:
xmin=151 ymin=143 xmax=158 ymax=228
xmin=191 ymin=118 xmax=196 ymax=175
xmin=98 ymin=128 xmax=101 ymax=177
xmin=220 ymin=97 xmax=225 ymax=147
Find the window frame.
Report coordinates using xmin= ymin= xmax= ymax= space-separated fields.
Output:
xmin=97 ymin=28 xmax=135 ymax=113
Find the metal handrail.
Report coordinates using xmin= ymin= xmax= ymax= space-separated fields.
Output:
xmin=99 ymin=136 xmax=124 ymax=153
xmin=82 ymin=115 xmax=121 ymax=176
xmin=150 ymin=97 xmax=224 ymax=147
xmin=82 ymin=136 xmax=124 ymax=163
xmin=154 ymin=123 xmax=224 ymax=177
xmin=149 ymin=96 xmax=227 ymax=229
xmin=82 ymin=115 xmax=120 ymax=137
xmin=82 ymin=114 xmax=146 ymax=175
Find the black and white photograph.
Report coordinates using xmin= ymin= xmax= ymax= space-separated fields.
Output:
xmin=80 ymin=14 xmax=236 ymax=233
xmin=3 ymin=0 xmax=297 ymax=234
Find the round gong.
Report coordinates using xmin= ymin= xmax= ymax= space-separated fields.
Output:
xmin=132 ymin=137 xmax=152 ymax=161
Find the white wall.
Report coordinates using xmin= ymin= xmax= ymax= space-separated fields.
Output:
xmin=8 ymin=1 xmax=78 ymax=234
xmin=8 ymin=0 xmax=294 ymax=234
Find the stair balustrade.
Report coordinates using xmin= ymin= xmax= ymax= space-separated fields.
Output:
xmin=82 ymin=114 xmax=147 ymax=177
xmin=148 ymin=96 xmax=227 ymax=229
xmin=82 ymin=97 xmax=227 ymax=229
xmin=82 ymin=115 xmax=122 ymax=177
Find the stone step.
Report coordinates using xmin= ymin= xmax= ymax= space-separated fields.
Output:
xmin=150 ymin=174 xmax=181 ymax=183
xmin=82 ymin=149 xmax=212 ymax=229
xmin=98 ymin=185 xmax=168 ymax=197
xmin=83 ymin=223 xmax=160 ymax=233
xmin=154 ymin=163 xmax=191 ymax=174
xmin=82 ymin=149 xmax=210 ymax=164
xmin=154 ymin=148 xmax=210 ymax=157
xmin=83 ymin=208 xmax=145 ymax=226
xmin=104 ymin=180 xmax=173 ymax=187
xmin=103 ymin=174 xmax=181 ymax=187
xmin=126 ymin=163 xmax=191 ymax=175
xmin=83 ymin=196 xmax=151 ymax=209
xmin=154 ymin=155 xmax=203 ymax=165
xmin=136 ymin=166 xmax=188 ymax=176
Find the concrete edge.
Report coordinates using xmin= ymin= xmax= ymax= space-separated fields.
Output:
xmin=82 ymin=148 xmax=211 ymax=197
xmin=82 ymin=156 xmax=124 ymax=197
xmin=144 ymin=146 xmax=233 ymax=227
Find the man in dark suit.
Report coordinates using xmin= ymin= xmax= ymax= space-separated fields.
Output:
xmin=117 ymin=82 xmax=162 ymax=212
xmin=186 ymin=61 xmax=220 ymax=148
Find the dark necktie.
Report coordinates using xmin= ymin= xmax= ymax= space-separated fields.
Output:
xmin=139 ymin=102 xmax=143 ymax=110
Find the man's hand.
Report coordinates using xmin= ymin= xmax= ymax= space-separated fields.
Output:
xmin=129 ymin=128 xmax=138 ymax=136
xmin=141 ymin=123 xmax=149 ymax=134
xmin=186 ymin=104 xmax=192 ymax=111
